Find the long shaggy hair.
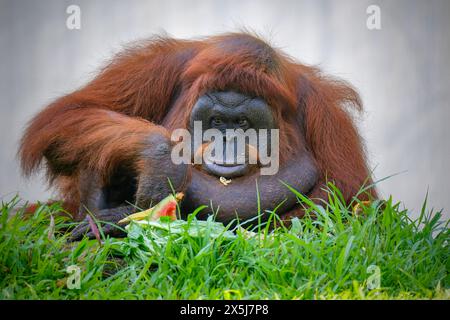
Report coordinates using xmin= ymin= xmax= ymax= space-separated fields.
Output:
xmin=19 ymin=32 xmax=375 ymax=214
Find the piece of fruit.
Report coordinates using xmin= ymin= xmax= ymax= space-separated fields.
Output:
xmin=219 ymin=176 xmax=232 ymax=186
xmin=118 ymin=192 xmax=183 ymax=224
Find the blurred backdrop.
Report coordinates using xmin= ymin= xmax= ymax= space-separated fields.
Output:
xmin=1 ymin=0 xmax=449 ymax=218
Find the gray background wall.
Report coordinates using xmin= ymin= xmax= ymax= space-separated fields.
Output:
xmin=1 ymin=0 xmax=449 ymax=219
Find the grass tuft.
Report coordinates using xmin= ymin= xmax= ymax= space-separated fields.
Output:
xmin=0 ymin=187 xmax=448 ymax=300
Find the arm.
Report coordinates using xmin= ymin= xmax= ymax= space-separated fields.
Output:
xmin=20 ymin=38 xmax=198 ymax=182
xmin=19 ymin=38 xmax=197 ymax=230
xmin=298 ymin=67 xmax=378 ymax=204
xmin=20 ymin=105 xmax=169 ymax=182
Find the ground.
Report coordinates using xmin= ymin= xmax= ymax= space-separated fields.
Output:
xmin=0 ymin=185 xmax=448 ymax=300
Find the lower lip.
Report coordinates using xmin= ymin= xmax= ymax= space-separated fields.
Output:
xmin=203 ymin=161 xmax=249 ymax=178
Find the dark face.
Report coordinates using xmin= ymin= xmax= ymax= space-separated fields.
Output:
xmin=189 ymin=91 xmax=276 ymax=178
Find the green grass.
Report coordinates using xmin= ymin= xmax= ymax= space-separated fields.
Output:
xmin=0 ymin=186 xmax=448 ymax=300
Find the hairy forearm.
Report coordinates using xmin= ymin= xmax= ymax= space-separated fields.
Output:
xmin=20 ymin=104 xmax=166 ymax=181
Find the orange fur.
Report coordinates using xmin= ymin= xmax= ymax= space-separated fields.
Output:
xmin=19 ymin=32 xmax=376 ymax=215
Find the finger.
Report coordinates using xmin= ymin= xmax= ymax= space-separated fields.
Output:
xmin=69 ymin=223 xmax=89 ymax=241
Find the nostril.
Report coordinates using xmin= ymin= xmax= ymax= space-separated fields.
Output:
xmin=238 ymin=118 xmax=248 ymax=129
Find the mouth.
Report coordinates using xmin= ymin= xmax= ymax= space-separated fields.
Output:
xmin=202 ymin=156 xmax=249 ymax=178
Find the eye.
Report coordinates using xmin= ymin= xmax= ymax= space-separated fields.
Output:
xmin=238 ymin=118 xmax=248 ymax=127
xmin=211 ymin=117 xmax=223 ymax=126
